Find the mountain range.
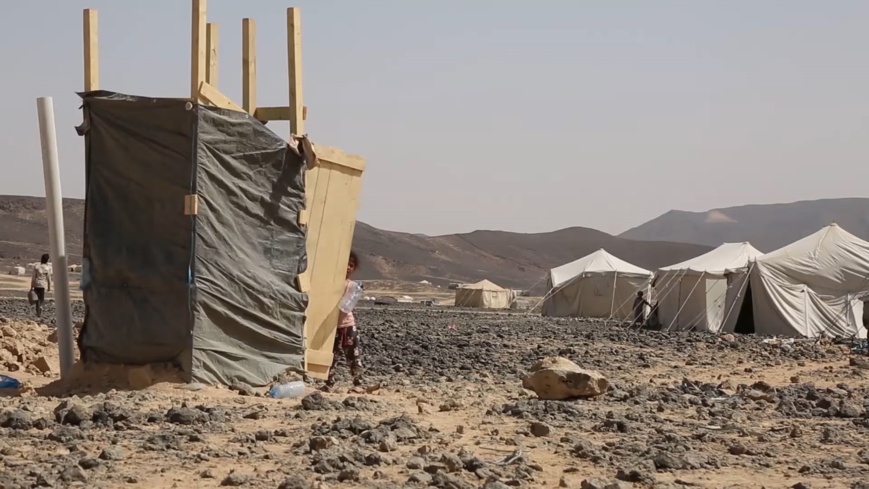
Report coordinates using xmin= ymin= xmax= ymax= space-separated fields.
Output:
xmin=1 ymin=195 xmax=867 ymax=289
xmin=620 ymin=198 xmax=869 ymax=252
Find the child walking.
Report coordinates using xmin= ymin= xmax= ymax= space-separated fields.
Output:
xmin=325 ymin=250 xmax=363 ymax=389
xmin=30 ymin=253 xmax=52 ymax=318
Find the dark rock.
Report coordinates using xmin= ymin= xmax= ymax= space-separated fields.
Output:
xmin=78 ymin=457 xmax=101 ymax=469
xmin=278 ymin=475 xmax=311 ymax=489
xmin=616 ymin=466 xmax=654 ymax=484
xmin=100 ymin=446 xmax=125 ymax=461
xmin=431 ymin=472 xmax=474 ymax=488
xmin=0 ymin=409 xmax=32 ymax=430
xmin=653 ymin=452 xmax=685 ymax=470
xmin=221 ymin=472 xmax=251 ymax=486
xmin=47 ymin=426 xmax=85 ymax=443
xmin=230 ymin=382 xmax=256 ymax=396
xmin=309 ymin=436 xmax=334 ymax=451
xmin=338 ymin=467 xmax=360 ymax=482
xmin=60 ymin=465 xmax=88 ymax=483
xmin=582 ymin=479 xmax=628 ymax=489
xmin=529 ymin=421 xmax=552 ymax=437
xmin=301 ymin=392 xmax=340 ymax=411
xmin=409 ymin=472 xmax=433 ymax=484
xmin=365 ymin=452 xmax=383 ymax=466
xmin=407 ymin=457 xmax=426 ymax=469
xmin=440 ymin=453 xmax=463 ymax=473
xmin=54 ymin=401 xmax=91 ymax=426
xmin=838 ymin=400 xmax=864 ymax=418
xmin=166 ymin=407 xmax=205 ymax=425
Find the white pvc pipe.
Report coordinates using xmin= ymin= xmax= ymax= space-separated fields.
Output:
xmin=36 ymin=97 xmax=75 ymax=378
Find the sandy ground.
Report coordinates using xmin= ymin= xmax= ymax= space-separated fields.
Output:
xmin=1 ymin=301 xmax=869 ymax=488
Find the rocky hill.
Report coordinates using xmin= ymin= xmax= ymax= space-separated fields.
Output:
xmin=0 ymin=195 xmax=709 ymax=289
xmin=353 ymin=222 xmax=708 ymax=289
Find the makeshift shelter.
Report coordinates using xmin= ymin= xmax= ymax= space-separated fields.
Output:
xmin=656 ymin=242 xmax=763 ymax=332
xmin=74 ymin=3 xmax=367 ymax=384
xmin=455 ymin=280 xmax=514 ymax=309
xmin=77 ymin=92 xmax=308 ymax=386
xmin=726 ymin=224 xmax=869 ymax=338
xmin=543 ymin=249 xmax=652 ymax=319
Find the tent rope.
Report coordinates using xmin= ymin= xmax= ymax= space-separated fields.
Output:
xmin=624 ymin=268 xmax=688 ymax=330
xmin=665 ymin=271 xmax=706 ymax=332
xmin=814 ymin=268 xmax=869 ymax=342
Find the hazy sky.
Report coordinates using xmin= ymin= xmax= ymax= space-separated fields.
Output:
xmin=1 ymin=1 xmax=867 ymax=236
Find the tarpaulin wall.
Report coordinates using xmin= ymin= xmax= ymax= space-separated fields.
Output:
xmin=78 ymin=92 xmax=307 ymax=386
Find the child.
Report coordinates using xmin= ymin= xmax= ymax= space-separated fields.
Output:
xmin=31 ymin=253 xmax=52 ymax=318
xmin=325 ymin=250 xmax=363 ymax=389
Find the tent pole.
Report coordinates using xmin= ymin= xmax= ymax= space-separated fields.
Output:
xmin=609 ymin=271 xmax=618 ymax=318
xmin=36 ymin=97 xmax=75 ymax=379
xmin=666 ymin=272 xmax=704 ymax=332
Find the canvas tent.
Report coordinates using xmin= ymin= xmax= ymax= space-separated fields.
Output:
xmin=656 ymin=242 xmax=763 ymax=332
xmin=77 ymin=92 xmax=308 ymax=386
xmin=543 ymin=249 xmax=652 ymax=319
xmin=455 ymin=280 xmax=513 ymax=308
xmin=726 ymin=224 xmax=869 ymax=338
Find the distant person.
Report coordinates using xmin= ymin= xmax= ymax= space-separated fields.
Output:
xmin=632 ymin=291 xmax=651 ymax=327
xmin=30 ymin=253 xmax=51 ymax=318
xmin=325 ymin=250 xmax=364 ymax=390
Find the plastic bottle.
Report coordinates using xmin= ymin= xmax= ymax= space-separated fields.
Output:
xmin=0 ymin=375 xmax=21 ymax=389
xmin=268 ymin=380 xmax=306 ymax=399
xmin=338 ymin=281 xmax=363 ymax=313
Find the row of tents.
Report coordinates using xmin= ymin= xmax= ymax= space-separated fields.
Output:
xmin=543 ymin=223 xmax=869 ymax=339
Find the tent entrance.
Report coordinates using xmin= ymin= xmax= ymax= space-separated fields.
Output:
xmin=734 ymin=282 xmax=755 ymax=335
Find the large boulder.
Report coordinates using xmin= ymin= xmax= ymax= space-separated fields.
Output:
xmin=521 ymin=357 xmax=608 ymax=400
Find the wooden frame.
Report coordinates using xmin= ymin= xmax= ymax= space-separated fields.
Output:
xmin=82 ymin=1 xmax=366 ymax=381
xmin=83 ymin=9 xmax=99 ymax=91
xmin=206 ymin=23 xmax=219 ymax=86
xmin=242 ymin=18 xmax=257 ymax=114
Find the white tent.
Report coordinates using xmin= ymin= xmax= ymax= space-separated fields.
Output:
xmin=732 ymin=224 xmax=869 ymax=338
xmin=544 ymin=249 xmax=652 ymax=319
xmin=656 ymin=242 xmax=763 ymax=332
xmin=455 ymin=279 xmax=514 ymax=309
xmin=7 ymin=266 xmax=25 ymax=276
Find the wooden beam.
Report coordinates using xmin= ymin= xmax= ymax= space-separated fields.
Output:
xmin=253 ymin=106 xmax=291 ymax=121
xmin=184 ymin=195 xmax=199 ymax=216
xmin=198 ymin=81 xmax=245 ymax=113
xmin=83 ymin=9 xmax=99 ymax=91
xmin=206 ymin=23 xmax=219 ymax=87
xmin=287 ymin=8 xmax=304 ymax=135
xmin=312 ymin=144 xmax=367 ymax=173
xmin=242 ymin=18 xmax=257 ymax=114
xmin=191 ymin=0 xmax=207 ymax=101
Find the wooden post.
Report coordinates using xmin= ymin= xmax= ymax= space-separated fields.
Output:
xmin=242 ymin=18 xmax=257 ymax=114
xmin=191 ymin=0 xmax=207 ymax=101
xmin=83 ymin=9 xmax=99 ymax=91
xmin=206 ymin=23 xmax=219 ymax=87
xmin=287 ymin=8 xmax=304 ymax=135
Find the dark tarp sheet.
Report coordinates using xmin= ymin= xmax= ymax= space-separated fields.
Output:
xmin=191 ymin=105 xmax=307 ymax=386
xmin=78 ymin=93 xmax=195 ymax=366
xmin=78 ymin=92 xmax=307 ymax=386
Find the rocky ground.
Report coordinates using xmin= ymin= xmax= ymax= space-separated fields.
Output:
xmin=2 ymin=300 xmax=869 ymax=488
